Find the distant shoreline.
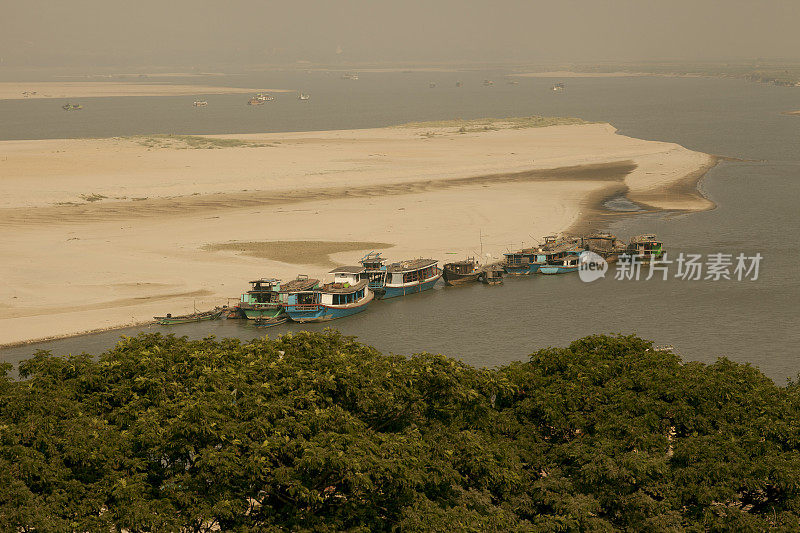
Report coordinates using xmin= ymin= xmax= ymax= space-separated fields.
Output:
xmin=0 ymin=81 xmax=292 ymax=100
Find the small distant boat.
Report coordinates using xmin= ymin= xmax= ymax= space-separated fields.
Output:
xmin=429 ymin=82 xmax=437 ymax=88
xmin=537 ymin=236 xmax=585 ymax=274
xmin=443 ymin=258 xmax=481 ymax=285
xmin=62 ymin=103 xmax=82 ymax=111
xmin=539 ymin=255 xmax=581 ymax=275
xmin=583 ymin=233 xmax=627 ymax=263
xmin=552 ymin=83 xmax=565 ymax=92
xmin=480 ymin=266 xmax=504 ymax=285
xmin=483 ymin=79 xmax=494 ymax=86
xmin=248 ymin=97 xmax=264 ymax=106
xmin=298 ymin=92 xmax=310 ymax=100
xmin=154 ymin=307 xmax=225 ymax=325
xmin=626 ymin=234 xmax=665 ymax=263
xmin=283 ymin=270 xmax=373 ymax=322
xmin=193 ymin=100 xmax=208 ymax=107
xmin=455 ymin=81 xmax=463 ymax=87
xmin=507 ymin=79 xmax=520 ymax=85
xmin=256 ymin=93 xmax=274 ymax=101
xmin=341 ymin=73 xmax=359 ymax=80
xmin=502 ymin=249 xmax=542 ymax=275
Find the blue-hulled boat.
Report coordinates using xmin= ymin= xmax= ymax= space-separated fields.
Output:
xmin=539 ymin=254 xmax=581 ymax=274
xmin=357 ymin=252 xmax=389 ymax=297
xmin=283 ymin=272 xmax=373 ymax=322
xmin=538 ymin=237 xmax=585 ymax=275
xmin=352 ymin=253 xmax=441 ymax=299
xmin=502 ymin=249 xmax=543 ymax=275
xmin=382 ymin=258 xmax=441 ymax=298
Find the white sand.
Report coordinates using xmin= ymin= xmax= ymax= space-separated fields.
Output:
xmin=0 ymin=82 xmax=290 ymax=100
xmin=0 ymin=122 xmax=714 ymax=345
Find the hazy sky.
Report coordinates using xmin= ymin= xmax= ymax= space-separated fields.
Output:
xmin=2 ymin=0 xmax=799 ymax=68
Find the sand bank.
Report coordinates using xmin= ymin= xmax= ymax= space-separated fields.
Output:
xmin=0 ymin=82 xmax=290 ymax=100
xmin=511 ymin=71 xmax=700 ymax=79
xmin=0 ymin=121 xmax=715 ymax=346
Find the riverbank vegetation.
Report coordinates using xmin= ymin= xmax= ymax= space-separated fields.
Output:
xmin=1 ymin=332 xmax=798 ymax=531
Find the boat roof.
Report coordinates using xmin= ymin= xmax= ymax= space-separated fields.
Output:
xmin=359 ymin=251 xmax=386 ymax=264
xmin=329 ymin=265 xmax=365 ymax=274
xmin=280 ymin=277 xmax=319 ymax=292
xmin=584 ymin=233 xmax=617 ymax=240
xmin=321 ymin=279 xmax=368 ymax=293
xmin=630 ymin=234 xmax=660 ymax=243
xmin=444 ymin=258 xmax=476 ymax=267
xmin=248 ymin=277 xmax=280 ymax=284
xmin=386 ymin=258 xmax=437 ymax=272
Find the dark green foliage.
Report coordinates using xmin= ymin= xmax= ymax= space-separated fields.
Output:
xmin=1 ymin=332 xmax=798 ymax=531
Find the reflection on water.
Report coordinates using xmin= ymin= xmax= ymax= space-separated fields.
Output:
xmin=1 ymin=73 xmax=798 ymax=381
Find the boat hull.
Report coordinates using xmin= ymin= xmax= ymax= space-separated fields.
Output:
xmin=155 ymin=309 xmax=224 ymax=325
xmin=442 ymin=270 xmax=480 ymax=285
xmin=240 ymin=305 xmax=284 ymax=320
xmin=380 ymin=274 xmax=441 ymax=299
xmin=285 ymin=292 xmax=374 ymax=323
xmin=503 ymin=263 xmax=542 ymax=275
xmin=539 ymin=265 xmax=579 ymax=275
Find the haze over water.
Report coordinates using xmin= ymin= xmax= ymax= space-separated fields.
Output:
xmin=1 ymin=72 xmax=798 ymax=381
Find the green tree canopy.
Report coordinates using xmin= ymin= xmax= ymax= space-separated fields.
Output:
xmin=1 ymin=332 xmax=798 ymax=531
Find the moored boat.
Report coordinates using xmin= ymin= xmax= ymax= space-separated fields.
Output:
xmin=443 ymin=258 xmax=481 ymax=285
xmin=237 ymin=278 xmax=285 ymax=320
xmin=539 ymin=254 xmax=581 ymax=275
xmin=357 ymin=252 xmax=389 ymax=297
xmin=583 ymin=233 xmax=627 ymax=263
xmin=154 ymin=307 xmax=225 ymax=325
xmin=283 ymin=273 xmax=373 ymax=322
xmin=502 ymin=249 xmax=542 ymax=275
xmin=626 ymin=234 xmax=665 ymax=263
xmin=538 ymin=237 xmax=585 ymax=274
xmin=479 ymin=265 xmax=504 ymax=285
xmin=382 ymin=258 xmax=441 ymax=298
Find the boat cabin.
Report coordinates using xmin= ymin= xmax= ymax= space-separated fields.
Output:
xmin=627 ymin=234 xmax=664 ymax=260
xmin=358 ymin=252 xmax=388 ymax=289
xmin=241 ymin=278 xmax=281 ymax=305
xmin=386 ymin=259 xmax=438 ymax=285
xmin=278 ymin=275 xmax=320 ymax=303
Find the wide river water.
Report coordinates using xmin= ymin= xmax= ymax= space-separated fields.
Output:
xmin=1 ymin=71 xmax=798 ymax=381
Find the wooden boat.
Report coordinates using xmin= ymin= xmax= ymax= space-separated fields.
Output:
xmin=443 ymin=258 xmax=481 ymax=285
xmin=193 ymin=100 xmax=208 ymax=107
xmin=154 ymin=307 xmax=225 ymax=325
xmin=583 ymin=233 xmax=627 ymax=263
xmin=298 ymin=92 xmax=310 ymax=100
xmin=62 ymin=103 xmax=82 ymax=111
xmin=357 ymin=252 xmax=388 ymax=297
xmin=502 ymin=249 xmax=542 ymax=275
xmin=626 ymin=234 xmax=665 ymax=263
xmin=479 ymin=265 xmax=504 ymax=285
xmin=237 ymin=278 xmax=286 ymax=320
xmin=539 ymin=254 xmax=581 ymax=275
xmin=538 ymin=237 xmax=585 ymax=275
xmin=253 ymin=316 xmax=288 ymax=327
xmin=382 ymin=258 xmax=441 ymax=299
xmin=247 ymin=97 xmax=264 ymax=105
xmin=283 ymin=274 xmax=373 ymax=322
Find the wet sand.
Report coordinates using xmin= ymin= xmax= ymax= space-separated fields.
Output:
xmin=0 ymin=121 xmax=715 ymax=346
